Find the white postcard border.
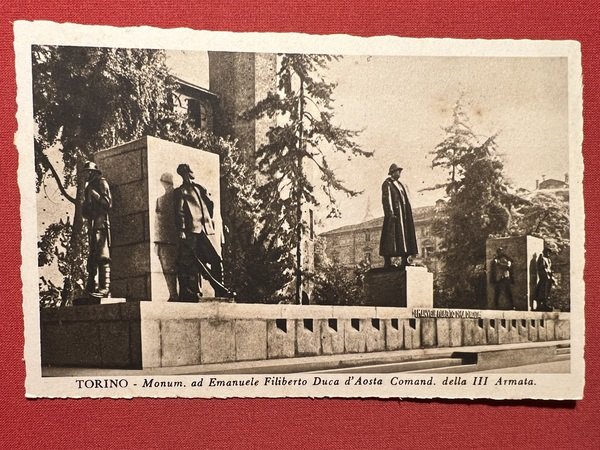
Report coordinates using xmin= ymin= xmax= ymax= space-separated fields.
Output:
xmin=14 ymin=20 xmax=584 ymax=400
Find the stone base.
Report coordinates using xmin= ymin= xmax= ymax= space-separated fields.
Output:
xmin=41 ymin=302 xmax=142 ymax=369
xmin=40 ymin=302 xmax=570 ymax=370
xmin=167 ymin=297 xmax=235 ymax=304
xmin=73 ymin=297 xmax=126 ymax=306
xmin=363 ymin=266 xmax=433 ymax=308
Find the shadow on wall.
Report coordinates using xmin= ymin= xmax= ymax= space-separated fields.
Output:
xmin=154 ymin=172 xmax=178 ymax=300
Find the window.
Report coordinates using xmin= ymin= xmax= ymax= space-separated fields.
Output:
xmin=187 ymin=99 xmax=208 ymax=129
xmin=365 ymin=230 xmax=371 ymax=242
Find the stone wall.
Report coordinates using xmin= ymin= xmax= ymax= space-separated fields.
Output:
xmin=40 ymin=303 xmax=570 ymax=369
xmin=41 ymin=303 xmax=142 ymax=369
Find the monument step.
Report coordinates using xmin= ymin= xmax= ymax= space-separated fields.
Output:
xmin=409 ymin=364 xmax=479 ymax=374
xmin=43 ymin=340 xmax=570 ymax=377
xmin=556 ymin=347 xmax=571 ymax=356
xmin=308 ymin=357 xmax=465 ymax=374
xmin=450 ymin=344 xmax=567 ymax=372
xmin=72 ymin=297 xmax=126 ymax=306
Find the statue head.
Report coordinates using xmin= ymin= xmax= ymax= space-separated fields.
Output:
xmin=176 ymin=163 xmax=195 ymax=183
xmin=82 ymin=161 xmax=101 ymax=180
xmin=388 ymin=163 xmax=403 ymax=180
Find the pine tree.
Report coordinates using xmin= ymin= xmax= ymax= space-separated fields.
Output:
xmin=423 ymin=96 xmax=478 ymax=193
xmin=429 ymin=100 xmax=519 ymax=307
xmin=246 ymin=54 xmax=373 ymax=303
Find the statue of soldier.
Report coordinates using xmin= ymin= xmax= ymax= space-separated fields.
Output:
xmin=379 ymin=163 xmax=418 ymax=268
xmin=174 ymin=163 xmax=232 ymax=301
xmin=82 ymin=161 xmax=112 ymax=297
xmin=534 ymin=245 xmax=555 ymax=311
xmin=491 ymin=247 xmax=514 ymax=309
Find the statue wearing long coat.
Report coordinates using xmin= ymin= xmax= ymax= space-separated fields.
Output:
xmin=535 ymin=252 xmax=554 ymax=303
xmin=379 ymin=177 xmax=418 ymax=258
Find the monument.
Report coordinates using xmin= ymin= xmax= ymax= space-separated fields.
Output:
xmin=490 ymin=247 xmax=515 ymax=309
xmin=363 ymin=163 xmax=433 ymax=308
xmin=40 ymin=143 xmax=570 ymax=371
xmin=486 ymin=235 xmax=545 ymax=311
xmin=94 ymin=136 xmax=224 ymax=301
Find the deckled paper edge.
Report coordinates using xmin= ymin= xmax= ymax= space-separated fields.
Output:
xmin=14 ymin=20 xmax=584 ymax=400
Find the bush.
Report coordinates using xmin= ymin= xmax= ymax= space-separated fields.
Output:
xmin=312 ymin=263 xmax=368 ymax=306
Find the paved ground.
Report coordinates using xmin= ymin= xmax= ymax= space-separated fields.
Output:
xmin=476 ymin=359 xmax=570 ymax=373
xmin=43 ymin=340 xmax=570 ymax=377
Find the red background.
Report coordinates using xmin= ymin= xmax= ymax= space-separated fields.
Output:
xmin=1 ymin=1 xmax=599 ymax=448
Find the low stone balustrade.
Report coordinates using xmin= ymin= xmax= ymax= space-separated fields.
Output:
xmin=40 ymin=302 xmax=571 ymax=370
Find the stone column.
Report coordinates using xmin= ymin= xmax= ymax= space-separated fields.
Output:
xmin=486 ymin=235 xmax=544 ymax=311
xmin=94 ymin=136 xmax=222 ymax=301
xmin=208 ymin=52 xmax=277 ymax=166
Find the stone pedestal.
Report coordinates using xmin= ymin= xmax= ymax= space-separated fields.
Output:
xmin=73 ymin=297 xmax=126 ymax=306
xmin=363 ymin=266 xmax=433 ymax=308
xmin=486 ymin=235 xmax=544 ymax=311
xmin=40 ymin=302 xmax=570 ymax=369
xmin=94 ymin=136 xmax=222 ymax=301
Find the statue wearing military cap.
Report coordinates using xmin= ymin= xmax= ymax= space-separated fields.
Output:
xmin=534 ymin=244 xmax=555 ymax=311
xmin=379 ymin=162 xmax=418 ymax=268
xmin=173 ymin=162 xmax=233 ymax=300
xmin=82 ymin=161 xmax=112 ymax=297
xmin=491 ymin=246 xmax=514 ymax=309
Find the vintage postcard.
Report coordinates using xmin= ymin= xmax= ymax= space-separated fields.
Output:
xmin=15 ymin=21 xmax=584 ymax=399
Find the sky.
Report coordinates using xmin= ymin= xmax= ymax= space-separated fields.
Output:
xmin=166 ymin=50 xmax=569 ymax=232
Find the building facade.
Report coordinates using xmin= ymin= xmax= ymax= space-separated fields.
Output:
xmin=320 ymin=205 xmax=442 ymax=274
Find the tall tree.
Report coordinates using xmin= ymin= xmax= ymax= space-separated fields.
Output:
xmin=509 ymin=191 xmax=569 ymax=250
xmin=429 ymin=100 xmax=519 ymax=307
xmin=423 ymin=96 xmax=478 ymax=193
xmin=246 ymin=54 xmax=373 ymax=303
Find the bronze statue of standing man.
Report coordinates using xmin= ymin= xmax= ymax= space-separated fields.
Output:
xmin=535 ymin=245 xmax=555 ymax=311
xmin=379 ymin=163 xmax=418 ymax=268
xmin=82 ymin=161 xmax=112 ymax=298
xmin=491 ymin=247 xmax=514 ymax=309
xmin=174 ymin=163 xmax=232 ymax=300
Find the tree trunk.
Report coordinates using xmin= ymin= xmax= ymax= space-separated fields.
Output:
xmin=295 ymin=79 xmax=305 ymax=305
xmin=60 ymin=158 xmax=87 ymax=306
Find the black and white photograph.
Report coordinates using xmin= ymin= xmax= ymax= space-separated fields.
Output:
xmin=16 ymin=22 xmax=584 ymax=399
